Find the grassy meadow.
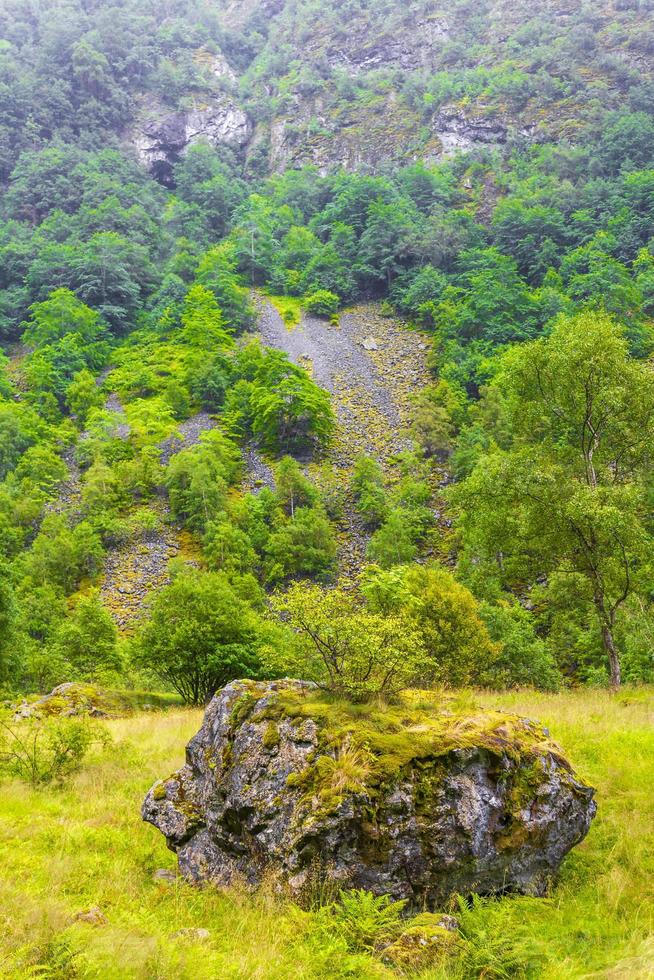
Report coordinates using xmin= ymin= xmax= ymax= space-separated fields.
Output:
xmin=0 ymin=688 xmax=652 ymax=979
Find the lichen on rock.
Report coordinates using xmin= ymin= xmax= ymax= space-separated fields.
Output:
xmin=142 ymin=679 xmax=596 ymax=909
xmin=13 ymin=683 xmax=117 ymax=720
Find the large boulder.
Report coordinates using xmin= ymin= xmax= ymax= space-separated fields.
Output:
xmin=13 ymin=683 xmax=117 ymax=720
xmin=143 ymin=680 xmax=596 ymax=908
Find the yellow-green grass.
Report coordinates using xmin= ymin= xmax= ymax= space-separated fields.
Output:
xmin=0 ymin=689 xmax=652 ymax=978
xmin=265 ymin=293 xmax=303 ymax=328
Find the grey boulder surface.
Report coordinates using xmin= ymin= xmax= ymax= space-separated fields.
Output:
xmin=143 ymin=680 xmax=596 ymax=908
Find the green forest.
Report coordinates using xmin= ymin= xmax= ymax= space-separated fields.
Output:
xmin=0 ymin=0 xmax=653 ymax=977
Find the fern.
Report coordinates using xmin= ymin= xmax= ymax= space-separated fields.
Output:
xmin=332 ymin=888 xmax=407 ymax=951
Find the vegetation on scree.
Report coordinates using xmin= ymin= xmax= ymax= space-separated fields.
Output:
xmin=0 ymin=0 xmax=654 ymax=698
xmin=1 ymin=24 xmax=654 ymax=693
xmin=0 ymin=0 xmax=653 ymax=975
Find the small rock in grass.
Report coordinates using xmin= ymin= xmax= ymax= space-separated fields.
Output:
xmin=380 ymin=914 xmax=459 ymax=970
xmin=171 ymin=927 xmax=211 ymax=943
xmin=153 ymin=868 xmax=177 ymax=884
xmin=73 ymin=906 xmax=108 ymax=927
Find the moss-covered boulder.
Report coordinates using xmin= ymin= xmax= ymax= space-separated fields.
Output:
xmin=142 ymin=680 xmax=596 ymax=908
xmin=13 ymin=683 xmax=118 ymax=720
xmin=13 ymin=683 xmax=179 ymax=720
xmin=380 ymin=913 xmax=460 ymax=970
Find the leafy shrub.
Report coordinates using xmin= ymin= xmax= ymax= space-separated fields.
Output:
xmin=304 ymin=290 xmax=340 ymax=317
xmin=133 ymin=569 xmax=272 ymax=704
xmin=272 ymin=583 xmax=427 ymax=702
xmin=478 ymin=601 xmax=560 ymax=690
xmin=363 ymin=564 xmax=501 ymax=687
xmin=0 ymin=717 xmax=109 ymax=786
xmin=165 ymin=430 xmax=241 ymax=531
xmin=366 ymin=509 xmax=419 ymax=567
xmin=451 ymin=895 xmax=544 ymax=978
xmin=351 ymin=455 xmax=387 ymax=528
xmin=265 ymin=506 xmax=337 ymax=583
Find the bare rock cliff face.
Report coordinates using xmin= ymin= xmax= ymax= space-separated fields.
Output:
xmin=143 ymin=680 xmax=596 ymax=908
xmin=130 ymin=96 xmax=252 ymax=185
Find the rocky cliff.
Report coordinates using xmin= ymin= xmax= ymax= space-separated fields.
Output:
xmin=123 ymin=0 xmax=654 ymax=181
xmin=143 ymin=679 xmax=596 ymax=908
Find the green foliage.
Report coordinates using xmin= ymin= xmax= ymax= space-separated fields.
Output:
xmin=303 ymin=290 xmax=340 ymax=317
xmin=478 ymin=601 xmax=560 ymax=692
xmin=65 ymin=369 xmax=104 ymax=426
xmin=21 ymin=289 xmax=106 ymax=349
xmin=1 ymin=0 xmax=654 ymax=700
xmin=274 ymin=456 xmax=319 ymax=516
xmin=451 ymin=311 xmax=654 ymax=686
xmin=0 ymin=562 xmax=19 ymax=686
xmin=166 ymin=430 xmax=241 ymax=532
xmin=367 ymin=508 xmax=418 ymax=567
xmin=351 ymin=455 xmax=387 ymax=529
xmin=331 ymin=889 xmax=406 ymax=952
xmin=21 ymin=515 xmax=104 ymax=595
xmin=49 ymin=591 xmax=120 ymax=682
xmin=363 ymin=564 xmax=501 ymax=688
xmin=0 ymin=0 xmax=653 ymax=966
xmin=0 ymin=717 xmax=108 ymax=786
xmin=265 ymin=506 xmax=337 ymax=583
xmin=249 ymin=354 xmax=335 ymax=454
xmin=409 ymin=385 xmax=454 ymax=457
xmin=179 ymin=283 xmax=234 ymax=351
xmin=134 ymin=570 xmax=271 ymax=705
xmin=272 ymin=583 xmax=427 ymax=702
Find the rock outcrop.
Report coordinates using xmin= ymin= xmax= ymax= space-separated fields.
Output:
xmin=130 ymin=97 xmax=252 ymax=185
xmin=433 ymin=107 xmax=534 ymax=156
xmin=13 ymin=683 xmax=117 ymax=720
xmin=143 ymin=680 xmax=596 ymax=908
xmin=12 ymin=683 xmax=176 ymax=720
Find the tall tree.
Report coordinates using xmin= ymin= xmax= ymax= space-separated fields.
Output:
xmin=450 ymin=311 xmax=654 ymax=686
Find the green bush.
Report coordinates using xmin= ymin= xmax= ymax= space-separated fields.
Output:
xmin=363 ymin=564 xmax=501 ymax=687
xmin=265 ymin=507 xmax=337 ymax=583
xmin=0 ymin=717 xmax=109 ymax=786
xmin=272 ymin=583 xmax=427 ymax=702
xmin=133 ymin=570 xmax=270 ymax=704
xmin=303 ymin=290 xmax=340 ymax=317
xmin=351 ymin=455 xmax=387 ymax=528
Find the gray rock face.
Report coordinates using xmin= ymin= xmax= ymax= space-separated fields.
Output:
xmin=143 ymin=680 xmax=596 ymax=908
xmin=131 ymin=98 xmax=252 ymax=184
xmin=432 ymin=107 xmax=534 ymax=156
xmin=319 ymin=17 xmax=451 ymax=75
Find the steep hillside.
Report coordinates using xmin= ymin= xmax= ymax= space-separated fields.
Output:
xmin=2 ymin=0 xmax=654 ymax=714
xmin=3 ymin=0 xmax=654 ymax=183
xmin=2 ymin=3 xmax=654 ymax=977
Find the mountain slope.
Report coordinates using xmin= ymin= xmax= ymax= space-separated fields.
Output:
xmin=3 ymin=0 xmax=654 ymax=183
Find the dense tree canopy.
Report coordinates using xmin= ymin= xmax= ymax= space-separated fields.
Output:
xmin=1 ymin=0 xmax=654 ymax=699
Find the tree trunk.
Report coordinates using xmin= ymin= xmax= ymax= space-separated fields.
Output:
xmin=601 ymin=621 xmax=622 ymax=688
xmin=593 ymin=587 xmax=622 ymax=688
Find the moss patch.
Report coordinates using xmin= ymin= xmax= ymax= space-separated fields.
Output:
xmin=265 ymin=293 xmax=303 ymax=328
xmin=381 ymin=916 xmax=459 ymax=970
xmin=261 ymin=685 xmax=569 ymax=778
xmin=14 ymin=685 xmax=182 ymax=720
xmin=262 ymin=722 xmax=281 ymax=751
xmin=240 ymin=683 xmax=588 ymax=830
